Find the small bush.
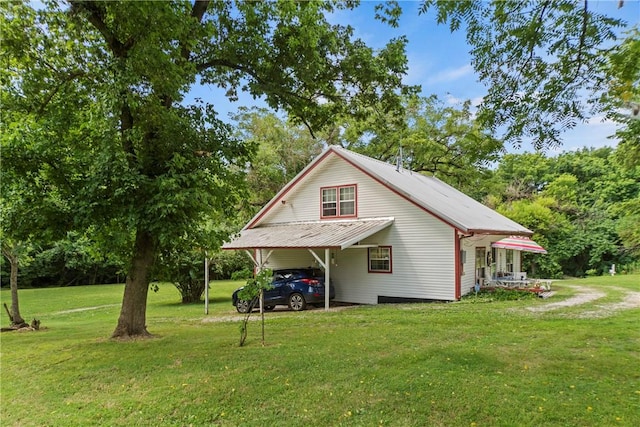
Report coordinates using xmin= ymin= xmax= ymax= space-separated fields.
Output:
xmin=231 ymin=268 xmax=253 ymax=281
xmin=462 ymin=287 xmax=539 ymax=302
xmin=175 ymin=278 xmax=205 ymax=304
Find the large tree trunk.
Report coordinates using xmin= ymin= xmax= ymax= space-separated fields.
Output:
xmin=9 ymin=255 xmax=26 ymax=326
xmin=2 ymin=244 xmax=27 ymax=327
xmin=111 ymin=230 xmax=156 ymax=338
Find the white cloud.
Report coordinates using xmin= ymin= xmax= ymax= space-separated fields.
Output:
xmin=426 ymin=64 xmax=474 ymax=85
xmin=404 ymin=57 xmax=431 ymax=86
xmin=586 ymin=114 xmax=615 ymax=126
xmin=540 ymin=117 xmax=621 ymax=156
xmin=470 ymin=96 xmax=484 ymax=107
xmin=444 ymin=94 xmax=484 ymax=110
xmin=444 ymin=94 xmax=464 ymax=105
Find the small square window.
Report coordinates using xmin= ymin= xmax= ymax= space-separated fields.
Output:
xmin=369 ymin=246 xmax=392 ymax=273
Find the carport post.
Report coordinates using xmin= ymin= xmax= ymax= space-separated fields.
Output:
xmin=325 ymin=248 xmax=330 ymax=311
xmin=204 ymin=252 xmax=209 ymax=315
xmin=308 ymin=248 xmax=331 ymax=311
xmin=258 ymin=250 xmax=264 ymax=315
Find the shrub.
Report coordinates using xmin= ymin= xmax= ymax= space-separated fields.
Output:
xmin=231 ymin=268 xmax=253 ymax=281
xmin=462 ymin=287 xmax=539 ymax=302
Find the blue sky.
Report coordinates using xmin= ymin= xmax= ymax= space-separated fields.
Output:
xmin=190 ymin=0 xmax=640 ymax=155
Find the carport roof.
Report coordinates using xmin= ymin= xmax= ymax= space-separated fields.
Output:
xmin=222 ymin=217 xmax=394 ymax=250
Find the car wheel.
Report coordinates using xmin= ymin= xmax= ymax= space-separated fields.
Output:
xmin=288 ymin=293 xmax=307 ymax=311
xmin=236 ymin=299 xmax=251 ymax=313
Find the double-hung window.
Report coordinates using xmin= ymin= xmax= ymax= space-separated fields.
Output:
xmin=506 ymin=249 xmax=514 ymax=272
xmin=321 ymin=185 xmax=356 ymax=218
xmin=368 ymin=246 xmax=392 ymax=273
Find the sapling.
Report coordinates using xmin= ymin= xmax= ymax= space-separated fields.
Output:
xmin=238 ymin=269 xmax=273 ymax=347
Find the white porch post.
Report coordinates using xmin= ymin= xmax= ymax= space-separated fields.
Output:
xmin=308 ymin=248 xmax=331 ymax=311
xmin=258 ymin=250 xmax=264 ymax=314
xmin=204 ymin=252 xmax=209 ymax=315
xmin=243 ymin=249 xmax=275 ymax=315
xmin=244 ymin=249 xmax=258 ymax=268
xmin=324 ymin=248 xmax=330 ymax=311
xmin=257 ymin=249 xmax=274 ymax=314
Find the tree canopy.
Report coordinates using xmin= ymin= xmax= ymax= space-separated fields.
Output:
xmin=3 ymin=1 xmax=639 ymax=333
xmin=485 ymin=147 xmax=640 ymax=278
xmin=2 ymin=0 xmax=413 ymax=337
xmin=338 ymin=95 xmax=503 ymax=196
xmin=419 ymin=0 xmax=636 ymax=151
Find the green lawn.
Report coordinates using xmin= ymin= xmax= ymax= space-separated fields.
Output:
xmin=1 ymin=276 xmax=639 ymax=426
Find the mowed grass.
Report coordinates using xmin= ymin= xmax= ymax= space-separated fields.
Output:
xmin=1 ymin=276 xmax=639 ymax=426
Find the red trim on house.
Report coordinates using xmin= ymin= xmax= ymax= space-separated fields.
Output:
xmin=470 ymin=229 xmax=532 ymax=236
xmin=368 ymin=246 xmax=392 ymax=274
xmin=246 ymin=147 xmax=529 ymax=237
xmin=454 ymin=232 xmax=461 ymax=300
xmin=320 ymin=184 xmax=358 ymax=219
xmin=246 ymin=149 xmax=335 ymax=229
xmin=329 ymin=149 xmax=467 ymax=234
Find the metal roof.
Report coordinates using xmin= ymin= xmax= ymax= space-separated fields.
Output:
xmin=222 ymin=217 xmax=394 ymax=250
xmin=239 ymin=146 xmax=532 ymax=240
xmin=330 ymin=147 xmax=532 ymax=235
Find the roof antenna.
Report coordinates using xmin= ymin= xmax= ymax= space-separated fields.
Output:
xmin=396 ymin=146 xmax=403 ymax=172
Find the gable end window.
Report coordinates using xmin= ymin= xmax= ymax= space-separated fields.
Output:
xmin=368 ymin=246 xmax=392 ymax=273
xmin=321 ymin=185 xmax=357 ymax=218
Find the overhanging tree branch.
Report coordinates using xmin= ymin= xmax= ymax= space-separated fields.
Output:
xmin=190 ymin=0 xmax=209 ymax=21
xmin=178 ymin=1 xmax=210 ymax=67
xmin=572 ymin=0 xmax=590 ymax=82
xmin=70 ymin=1 xmax=135 ymax=58
xmin=36 ymin=70 xmax=85 ymax=116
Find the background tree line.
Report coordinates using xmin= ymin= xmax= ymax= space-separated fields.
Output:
xmin=3 ymin=105 xmax=639 ymax=289
xmin=2 ymin=1 xmax=637 ymax=335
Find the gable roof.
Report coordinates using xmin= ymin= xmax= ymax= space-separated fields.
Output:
xmin=245 ymin=145 xmax=532 ymax=236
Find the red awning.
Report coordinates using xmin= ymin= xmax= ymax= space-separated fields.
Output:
xmin=491 ymin=236 xmax=547 ymax=254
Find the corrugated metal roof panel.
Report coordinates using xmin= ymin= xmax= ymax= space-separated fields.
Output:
xmin=223 ymin=217 xmax=394 ymax=250
xmin=332 ymin=147 xmax=531 ymax=235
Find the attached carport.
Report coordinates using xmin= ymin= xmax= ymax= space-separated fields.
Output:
xmin=222 ymin=217 xmax=394 ymax=310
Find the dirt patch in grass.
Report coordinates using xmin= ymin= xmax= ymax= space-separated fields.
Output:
xmin=201 ymin=303 xmax=358 ymax=323
xmin=53 ymin=304 xmax=120 ymax=315
xmin=527 ymin=285 xmax=606 ymax=312
xmin=576 ymin=291 xmax=640 ymax=318
xmin=527 ymin=285 xmax=640 ymax=318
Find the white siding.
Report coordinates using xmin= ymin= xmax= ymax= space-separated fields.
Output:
xmin=257 ymin=154 xmax=458 ymax=303
xmin=460 ymin=238 xmax=476 ymax=295
xmin=260 ymin=249 xmax=318 ymax=270
xmin=257 ymin=157 xmax=333 ymax=224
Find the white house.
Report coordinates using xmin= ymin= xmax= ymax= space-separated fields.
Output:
xmin=223 ymin=145 xmax=535 ymax=308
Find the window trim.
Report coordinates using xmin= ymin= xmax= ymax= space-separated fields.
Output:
xmin=320 ymin=184 xmax=357 ymax=219
xmin=506 ymin=249 xmax=514 ymax=273
xmin=368 ymin=246 xmax=392 ymax=273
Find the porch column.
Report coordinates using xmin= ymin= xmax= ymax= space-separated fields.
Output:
xmin=308 ymin=248 xmax=331 ymax=311
xmin=204 ymin=252 xmax=209 ymax=315
xmin=325 ymin=248 xmax=330 ymax=311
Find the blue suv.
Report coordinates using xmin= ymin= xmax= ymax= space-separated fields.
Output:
xmin=232 ymin=268 xmax=335 ymax=312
